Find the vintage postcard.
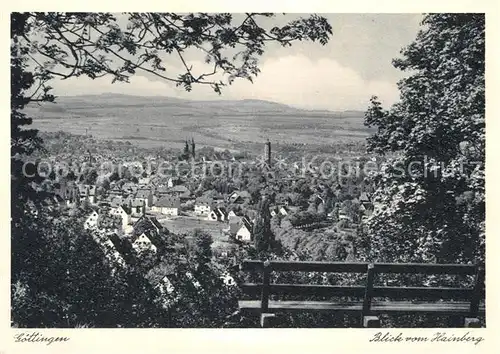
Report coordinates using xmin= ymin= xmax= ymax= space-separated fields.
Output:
xmin=2 ymin=1 xmax=499 ymax=353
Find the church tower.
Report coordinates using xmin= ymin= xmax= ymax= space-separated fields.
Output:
xmin=264 ymin=139 xmax=271 ymax=166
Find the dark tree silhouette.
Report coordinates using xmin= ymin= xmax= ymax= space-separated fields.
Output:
xmin=253 ymin=197 xmax=273 ymax=253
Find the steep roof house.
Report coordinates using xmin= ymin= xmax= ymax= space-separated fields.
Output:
xmin=93 ymin=234 xmax=127 ymax=269
xmin=78 ymin=184 xmax=97 ymax=204
xmin=207 ymin=207 xmax=228 ymax=222
xmin=169 ymin=185 xmax=191 ymax=199
xmin=131 ymin=232 xmax=158 ymax=254
xmin=127 ymin=199 xmax=146 ymax=217
xmin=217 ymin=207 xmax=228 ymax=221
xmin=229 ymin=190 xmax=252 ymax=204
xmin=359 ymin=192 xmax=373 ymax=211
xmin=207 ymin=208 xmax=221 ymax=221
xmin=236 ymin=218 xmax=253 ymax=242
xmin=133 ymin=215 xmax=165 ymax=237
xmin=228 ymin=216 xmax=253 ymax=242
xmin=194 ymin=196 xmax=213 ymax=215
xmin=84 ymin=210 xmax=99 ymax=230
xmin=156 ymin=275 xmax=176 ymax=296
xmin=152 ymin=196 xmax=181 ymax=216
xmin=279 ymin=206 xmax=289 ymax=216
xmin=110 ymin=205 xmax=132 ymax=230
xmin=229 ymin=192 xmax=241 ymax=204
xmin=167 ymin=177 xmax=182 ymax=188
xmin=134 ymin=188 xmax=154 ymax=208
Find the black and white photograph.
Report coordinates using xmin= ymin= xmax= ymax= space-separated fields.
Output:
xmin=10 ymin=11 xmax=486 ymax=330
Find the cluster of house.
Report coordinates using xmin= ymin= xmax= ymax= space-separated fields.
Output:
xmin=78 ymin=212 xmax=165 ymax=279
xmin=197 ymin=191 xmax=258 ymax=243
xmin=146 ymin=266 xmax=236 ymax=310
xmin=269 ymin=205 xmax=290 ymax=218
xmin=52 ymin=169 xmax=375 ymax=248
xmin=81 ymin=208 xmax=237 ymax=308
xmin=84 ymin=207 xmax=166 ymax=257
xmin=55 ymin=177 xmax=257 ymax=219
xmin=56 ymin=178 xmax=264 ymax=245
xmin=53 ymin=175 xmax=268 ymax=244
xmin=333 ymin=192 xmax=374 ymax=224
xmin=54 ymin=177 xmax=186 ymax=216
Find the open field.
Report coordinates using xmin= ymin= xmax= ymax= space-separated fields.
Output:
xmin=26 ymin=94 xmax=372 ymax=154
xmin=154 ymin=214 xmax=233 ymax=250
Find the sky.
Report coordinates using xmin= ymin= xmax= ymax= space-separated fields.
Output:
xmin=50 ymin=13 xmax=424 ymax=111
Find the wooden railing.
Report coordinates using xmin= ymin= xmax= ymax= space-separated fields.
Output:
xmin=238 ymin=260 xmax=485 ymax=328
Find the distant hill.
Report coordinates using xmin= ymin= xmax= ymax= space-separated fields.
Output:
xmin=27 ymin=93 xmax=370 ymax=152
xmin=28 ymin=93 xmax=365 ymax=118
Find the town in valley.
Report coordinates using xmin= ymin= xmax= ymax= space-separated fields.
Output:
xmin=11 ymin=12 xmax=485 ymax=329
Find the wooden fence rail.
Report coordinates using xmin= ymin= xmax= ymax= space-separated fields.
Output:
xmin=238 ymin=260 xmax=485 ymax=328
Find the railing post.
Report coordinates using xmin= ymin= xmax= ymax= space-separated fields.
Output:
xmin=260 ymin=313 xmax=276 ymax=328
xmin=362 ymin=263 xmax=378 ymax=327
xmin=469 ymin=264 xmax=484 ymax=318
xmin=261 ymin=260 xmax=271 ymax=314
xmin=464 ymin=317 xmax=481 ymax=328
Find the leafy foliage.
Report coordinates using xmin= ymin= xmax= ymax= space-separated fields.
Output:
xmin=11 ymin=12 xmax=333 ymax=328
xmin=11 ymin=209 xmax=167 ymax=328
xmin=288 ymin=211 xmax=326 ymax=227
xmin=16 ymin=12 xmax=332 ymax=95
xmin=362 ymin=14 xmax=485 ymax=264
